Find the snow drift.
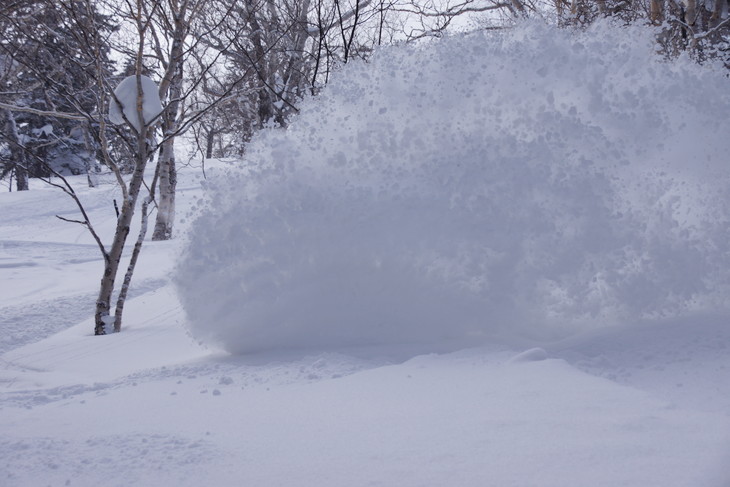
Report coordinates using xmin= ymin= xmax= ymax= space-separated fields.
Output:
xmin=175 ymin=21 xmax=730 ymax=354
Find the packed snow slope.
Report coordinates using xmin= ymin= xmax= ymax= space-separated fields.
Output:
xmin=176 ymin=21 xmax=730 ymax=354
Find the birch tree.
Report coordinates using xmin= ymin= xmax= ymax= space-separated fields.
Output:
xmin=110 ymin=0 xmax=234 ymax=240
xmin=93 ymin=0 xmax=161 ymax=334
xmin=3 ymin=0 xmax=248 ymax=333
xmin=145 ymin=0 xmax=208 ymax=240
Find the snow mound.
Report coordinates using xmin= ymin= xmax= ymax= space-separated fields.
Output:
xmin=175 ymin=21 xmax=730 ymax=354
xmin=109 ymin=75 xmax=163 ymax=130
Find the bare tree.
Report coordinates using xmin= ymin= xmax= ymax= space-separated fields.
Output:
xmin=144 ymin=0 xmax=208 ymax=240
xmin=2 ymin=0 xmax=198 ymax=333
xmin=108 ymin=0 xmax=242 ymax=240
xmin=93 ymin=0 xmax=162 ymax=334
xmin=538 ymin=0 xmax=730 ymax=63
xmin=93 ymin=0 xmax=245 ymax=331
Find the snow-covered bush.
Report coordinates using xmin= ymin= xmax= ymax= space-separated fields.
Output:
xmin=175 ymin=21 xmax=730 ymax=354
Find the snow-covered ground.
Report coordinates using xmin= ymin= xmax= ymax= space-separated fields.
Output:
xmin=1 ymin=165 xmax=729 ymax=487
xmin=2 ymin=21 xmax=730 ymax=487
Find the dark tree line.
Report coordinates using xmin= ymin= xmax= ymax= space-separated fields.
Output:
xmin=0 ymin=0 xmax=116 ymax=188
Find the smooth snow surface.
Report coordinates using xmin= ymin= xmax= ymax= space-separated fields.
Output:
xmin=108 ymin=75 xmax=163 ymax=130
xmin=176 ymin=21 xmax=730 ymax=354
xmin=2 ymin=21 xmax=730 ymax=487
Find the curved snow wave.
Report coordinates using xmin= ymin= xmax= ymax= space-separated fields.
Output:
xmin=175 ymin=21 xmax=730 ymax=354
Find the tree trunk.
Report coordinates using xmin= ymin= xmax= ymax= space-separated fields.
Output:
xmin=15 ymin=164 xmax=29 ymax=192
xmin=151 ymin=2 xmax=187 ymax=241
xmin=1 ymin=109 xmax=29 ymax=191
xmin=245 ymin=3 xmax=276 ymax=128
xmin=650 ymin=0 xmax=663 ymax=23
xmin=95 ymin=125 xmax=151 ymax=334
xmin=81 ymin=122 xmax=98 ymax=188
xmin=710 ymin=0 xmax=724 ymax=27
xmin=152 ymin=138 xmax=177 ymax=240
xmin=205 ymin=128 xmax=215 ymax=159
xmin=684 ymin=0 xmax=699 ymax=49
xmin=686 ymin=0 xmax=697 ymax=27
xmin=114 ymin=197 xmax=151 ymax=332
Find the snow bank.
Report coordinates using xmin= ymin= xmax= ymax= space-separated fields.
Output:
xmin=175 ymin=21 xmax=730 ymax=354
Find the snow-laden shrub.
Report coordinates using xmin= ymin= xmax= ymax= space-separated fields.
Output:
xmin=175 ymin=21 xmax=730 ymax=354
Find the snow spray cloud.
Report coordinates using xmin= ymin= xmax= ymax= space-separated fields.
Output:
xmin=175 ymin=21 xmax=730 ymax=354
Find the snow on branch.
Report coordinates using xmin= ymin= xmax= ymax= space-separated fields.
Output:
xmin=108 ymin=75 xmax=164 ymax=131
xmin=0 ymin=101 xmax=88 ymax=121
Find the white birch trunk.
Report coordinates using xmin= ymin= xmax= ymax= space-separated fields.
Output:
xmin=94 ymin=127 xmax=150 ymax=334
xmin=114 ymin=197 xmax=151 ymax=332
xmin=151 ymin=0 xmax=188 ymax=241
xmin=152 ymin=139 xmax=177 ymax=240
xmin=95 ymin=67 xmax=153 ymax=334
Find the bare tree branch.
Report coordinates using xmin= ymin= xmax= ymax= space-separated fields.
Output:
xmin=0 ymin=101 xmax=89 ymax=121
